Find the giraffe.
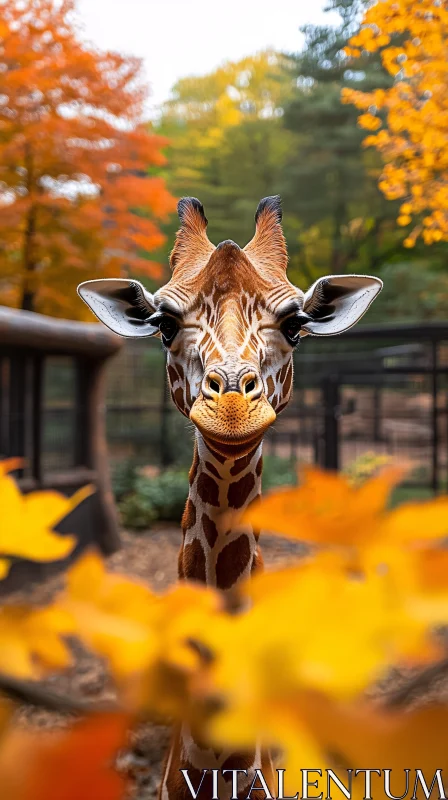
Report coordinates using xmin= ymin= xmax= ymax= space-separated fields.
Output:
xmin=78 ymin=195 xmax=382 ymax=799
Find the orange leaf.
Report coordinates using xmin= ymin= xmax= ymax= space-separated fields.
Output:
xmin=0 ymin=713 xmax=130 ymax=800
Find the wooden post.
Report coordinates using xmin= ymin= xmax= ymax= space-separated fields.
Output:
xmin=0 ymin=306 xmax=122 ymax=564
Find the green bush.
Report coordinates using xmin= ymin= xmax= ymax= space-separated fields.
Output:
xmin=119 ymin=469 xmax=189 ymax=529
xmin=119 ymin=491 xmax=156 ymax=530
xmin=111 ymin=459 xmax=139 ymax=501
xmin=262 ymin=454 xmax=297 ymax=492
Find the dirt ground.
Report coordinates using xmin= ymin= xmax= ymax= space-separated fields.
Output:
xmin=12 ymin=526 xmax=307 ymax=800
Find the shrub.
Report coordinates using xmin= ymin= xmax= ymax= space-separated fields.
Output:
xmin=111 ymin=459 xmax=139 ymax=502
xmin=119 ymin=490 xmax=156 ymax=530
xmin=119 ymin=469 xmax=189 ymax=529
xmin=262 ymin=454 xmax=297 ymax=492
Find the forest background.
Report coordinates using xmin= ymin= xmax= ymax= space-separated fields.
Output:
xmin=1 ymin=0 xmax=448 ymax=323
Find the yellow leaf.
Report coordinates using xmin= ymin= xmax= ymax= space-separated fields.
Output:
xmin=0 ymin=460 xmax=93 ymax=566
xmin=63 ymin=552 xmax=158 ymax=676
xmin=0 ymin=605 xmax=73 ymax=679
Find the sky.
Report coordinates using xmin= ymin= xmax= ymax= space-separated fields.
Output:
xmin=77 ymin=0 xmax=337 ymax=115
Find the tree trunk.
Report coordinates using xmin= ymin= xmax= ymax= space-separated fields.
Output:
xmin=21 ymin=142 xmax=37 ymax=312
xmin=21 ymin=205 xmax=37 ymax=312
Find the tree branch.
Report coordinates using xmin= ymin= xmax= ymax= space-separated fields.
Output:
xmin=0 ymin=673 xmax=117 ymax=716
xmin=383 ymin=658 xmax=448 ymax=710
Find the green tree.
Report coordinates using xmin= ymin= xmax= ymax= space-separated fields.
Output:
xmin=157 ymin=51 xmax=296 ymax=258
xmin=281 ymin=0 xmax=410 ymax=283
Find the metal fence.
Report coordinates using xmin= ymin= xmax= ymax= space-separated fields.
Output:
xmin=105 ymin=323 xmax=448 ymax=495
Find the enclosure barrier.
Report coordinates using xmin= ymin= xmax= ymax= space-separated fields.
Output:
xmin=0 ymin=305 xmax=122 ymax=592
xmin=105 ymin=322 xmax=448 ymax=496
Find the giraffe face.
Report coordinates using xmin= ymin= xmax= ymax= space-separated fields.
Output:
xmin=156 ymin=240 xmax=301 ymax=457
xmin=78 ymin=196 xmax=383 ymax=458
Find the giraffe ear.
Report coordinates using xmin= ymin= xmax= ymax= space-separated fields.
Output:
xmin=301 ymin=275 xmax=383 ymax=336
xmin=170 ymin=197 xmax=215 ymax=273
xmin=77 ymin=279 xmax=159 ymax=338
xmin=244 ymin=195 xmax=288 ymax=276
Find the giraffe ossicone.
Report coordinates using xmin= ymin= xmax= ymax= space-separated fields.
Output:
xmin=78 ymin=195 xmax=382 ymax=799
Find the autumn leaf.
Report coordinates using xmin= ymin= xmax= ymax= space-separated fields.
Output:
xmin=63 ymin=551 xmax=159 ymax=677
xmin=297 ymin=692 xmax=448 ymax=800
xmin=0 ymin=713 xmax=129 ymax=800
xmin=243 ymin=466 xmax=448 ymax=575
xmin=242 ymin=465 xmax=405 ymax=548
xmin=63 ymin=551 xmax=221 ymax=717
xmin=0 ymin=459 xmax=92 ymax=577
xmin=0 ymin=605 xmax=74 ymax=679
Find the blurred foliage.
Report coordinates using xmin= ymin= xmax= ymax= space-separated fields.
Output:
xmin=262 ymin=454 xmax=297 ymax=492
xmin=157 ymin=50 xmax=296 ymax=254
xmin=367 ymin=261 xmax=448 ymax=322
xmin=344 ymin=450 xmax=391 ymax=486
xmin=281 ymin=0 xmax=402 ymax=282
xmin=118 ymin=469 xmax=189 ymax=529
xmin=344 ymin=0 xmax=448 ymax=247
xmin=3 ymin=461 xmax=448 ymax=795
xmin=110 ymin=459 xmax=139 ymax=503
xmin=0 ymin=0 xmax=175 ymax=318
xmin=118 ymin=487 xmax=156 ymax=531
xmin=154 ymin=0 xmax=448 ymax=320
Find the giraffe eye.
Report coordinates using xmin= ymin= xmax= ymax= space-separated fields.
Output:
xmin=281 ymin=316 xmax=302 ymax=346
xmin=159 ymin=316 xmax=179 ymax=345
xmin=148 ymin=313 xmax=179 ymax=346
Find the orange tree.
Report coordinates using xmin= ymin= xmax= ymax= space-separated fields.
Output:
xmin=342 ymin=0 xmax=448 ymax=249
xmin=0 ymin=0 xmax=175 ymax=318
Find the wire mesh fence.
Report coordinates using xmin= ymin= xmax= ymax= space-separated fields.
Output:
xmin=104 ymin=324 xmax=448 ymax=495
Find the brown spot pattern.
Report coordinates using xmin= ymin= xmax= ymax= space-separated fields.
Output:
xmin=202 ymin=513 xmax=218 ymax=549
xmin=216 ymin=534 xmax=251 ymax=589
xmin=167 ymin=365 xmax=179 ymax=386
xmin=230 ymin=446 xmax=258 ymax=476
xmin=176 ymin=362 xmax=184 ymax=380
xmin=189 ymin=446 xmax=199 ymax=485
xmin=182 ymin=538 xmax=207 ymax=583
xmin=165 ymin=736 xmax=206 ymax=800
xmin=266 ymin=375 xmax=275 ymax=398
xmin=283 ymin=363 xmax=293 ymax=397
xmin=185 ymin=379 xmax=193 ymax=410
xmin=174 ymin=386 xmax=184 ymax=410
xmin=197 ymin=471 xmax=220 ymax=506
xmin=205 ymin=460 xmax=221 ymax=480
xmin=222 ymin=751 xmax=257 ymax=779
xmin=280 ymin=362 xmax=289 ymax=383
xmin=182 ymin=498 xmax=196 ymax=530
xmin=227 ymin=472 xmax=255 ymax=509
xmin=256 ymin=456 xmax=263 ymax=476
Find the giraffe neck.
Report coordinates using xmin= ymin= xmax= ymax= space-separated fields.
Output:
xmin=179 ymin=434 xmax=263 ymax=589
xmin=161 ymin=437 xmax=273 ymax=800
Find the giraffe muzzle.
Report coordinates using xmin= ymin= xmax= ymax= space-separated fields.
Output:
xmin=190 ymin=387 xmax=276 ymax=457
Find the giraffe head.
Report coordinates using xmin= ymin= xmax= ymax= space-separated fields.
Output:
xmin=79 ymin=197 xmax=382 ymax=458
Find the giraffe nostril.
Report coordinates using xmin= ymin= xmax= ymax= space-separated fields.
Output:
xmin=209 ymin=379 xmax=221 ymax=394
xmin=245 ymin=379 xmax=256 ymax=395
